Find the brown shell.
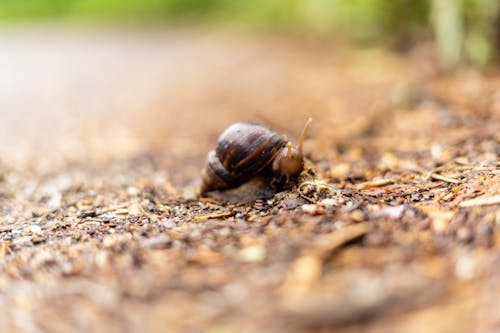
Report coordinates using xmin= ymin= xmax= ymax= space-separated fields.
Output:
xmin=200 ymin=122 xmax=286 ymax=194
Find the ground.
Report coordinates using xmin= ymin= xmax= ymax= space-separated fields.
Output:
xmin=0 ymin=25 xmax=499 ymax=333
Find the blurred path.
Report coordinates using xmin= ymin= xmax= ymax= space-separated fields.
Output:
xmin=0 ymin=24 xmax=417 ymax=180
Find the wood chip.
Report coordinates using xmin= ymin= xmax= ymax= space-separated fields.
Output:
xmin=454 ymin=157 xmax=469 ymax=165
xmin=310 ymin=223 xmax=373 ymax=258
xmin=430 ymin=173 xmax=461 ymax=184
xmin=192 ymin=211 xmax=235 ymax=222
xmin=459 ymin=195 xmax=500 ymax=208
xmin=356 ymin=178 xmax=395 ymax=188
xmin=441 ymin=192 xmax=455 ymax=201
xmin=113 ymin=208 xmax=129 ymax=215
xmin=246 ymin=215 xmax=258 ymax=222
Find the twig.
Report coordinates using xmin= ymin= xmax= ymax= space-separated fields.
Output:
xmin=429 ymin=173 xmax=461 ymax=184
xmin=355 ymin=178 xmax=395 ymax=188
xmin=459 ymin=195 xmax=500 ymax=208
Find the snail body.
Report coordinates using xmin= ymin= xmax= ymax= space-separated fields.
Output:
xmin=200 ymin=119 xmax=311 ymax=195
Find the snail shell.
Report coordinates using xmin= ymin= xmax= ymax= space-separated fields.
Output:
xmin=200 ymin=123 xmax=286 ymax=194
xmin=200 ymin=119 xmax=311 ymax=195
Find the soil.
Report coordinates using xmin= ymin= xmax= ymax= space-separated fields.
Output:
xmin=0 ymin=25 xmax=499 ymax=333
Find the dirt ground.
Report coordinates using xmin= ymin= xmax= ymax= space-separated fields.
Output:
xmin=0 ymin=25 xmax=499 ymax=333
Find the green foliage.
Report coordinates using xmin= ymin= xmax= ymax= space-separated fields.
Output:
xmin=0 ymin=0 xmax=498 ymax=67
xmin=0 ymin=0 xmax=221 ymax=20
xmin=0 ymin=0 xmax=69 ymax=18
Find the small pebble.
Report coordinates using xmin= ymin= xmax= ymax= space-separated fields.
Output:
xmin=350 ymin=210 xmax=365 ymax=222
xmin=47 ymin=193 xmax=62 ymax=210
xmin=456 ymin=227 xmax=473 ymax=243
xmin=32 ymin=235 xmax=46 ymax=244
xmin=301 ymin=204 xmax=317 ymax=215
xmin=140 ymin=235 xmax=171 ymax=249
xmin=102 ymin=235 xmax=117 ymax=248
xmin=379 ymin=205 xmax=407 ymax=220
xmin=160 ymin=219 xmax=176 ymax=228
xmin=12 ymin=236 xmax=33 ymax=246
xmin=219 ymin=227 xmax=231 ymax=237
xmin=320 ymin=198 xmax=338 ymax=207
xmin=127 ymin=187 xmax=139 ymax=197
xmin=238 ymin=245 xmax=266 ymax=263
xmin=455 ymin=253 xmax=480 ymax=280
xmin=24 ymin=225 xmax=42 ymax=235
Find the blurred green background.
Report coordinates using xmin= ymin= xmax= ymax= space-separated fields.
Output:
xmin=0 ymin=0 xmax=499 ymax=68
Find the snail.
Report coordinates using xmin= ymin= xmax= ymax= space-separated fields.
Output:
xmin=200 ymin=118 xmax=312 ymax=195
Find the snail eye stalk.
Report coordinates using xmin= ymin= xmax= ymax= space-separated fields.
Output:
xmin=286 ymin=142 xmax=293 ymax=158
xmin=299 ymin=117 xmax=312 ymax=155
